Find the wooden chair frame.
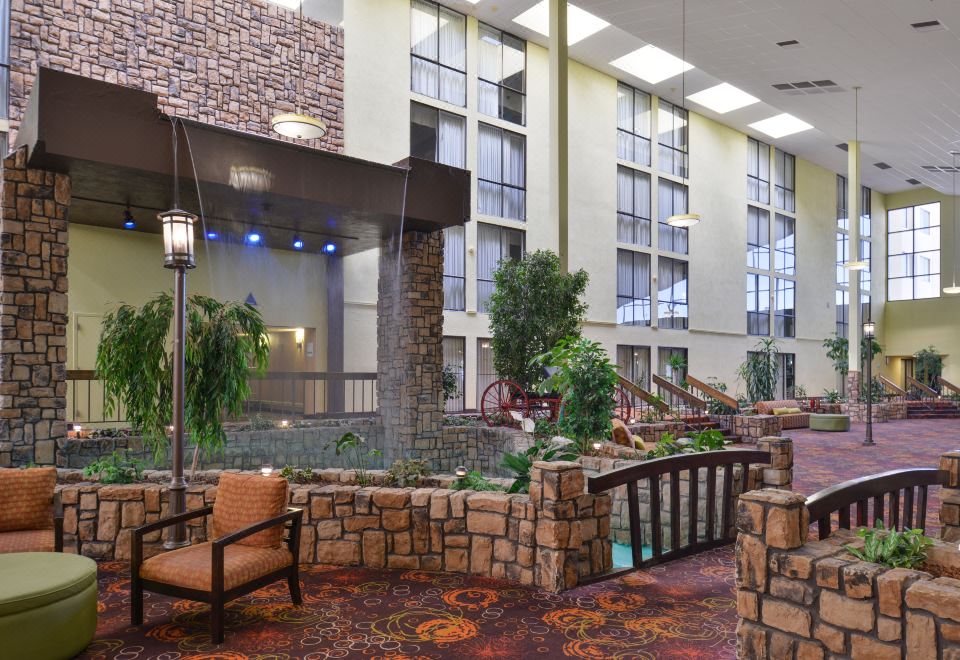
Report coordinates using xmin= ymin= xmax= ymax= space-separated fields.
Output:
xmin=131 ymin=505 xmax=303 ymax=643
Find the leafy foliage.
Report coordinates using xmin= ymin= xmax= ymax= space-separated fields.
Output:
xmin=822 ymin=389 xmax=842 ymax=404
xmin=279 ymin=465 xmax=316 ymax=484
xmin=326 ymin=432 xmax=381 ymax=486
xmin=794 ymin=384 xmax=807 ymax=398
xmin=83 ymin=450 xmax=144 ymax=484
xmin=442 ymin=365 xmax=461 ymax=402
xmin=822 ymin=333 xmax=882 ymax=378
xmin=739 ymin=338 xmax=781 ymax=403
xmin=449 ymin=471 xmax=503 ymax=492
xmin=844 ymin=522 xmax=933 ymax=569
xmin=384 ymin=459 xmax=431 ymax=487
xmin=533 ymin=337 xmax=619 ymax=453
xmin=861 ymin=377 xmax=885 ymax=404
xmin=488 ymin=250 xmax=589 ymax=390
xmin=644 ymin=429 xmax=728 ymax=459
xmin=96 ymin=293 xmax=270 ymax=462
xmin=501 ymin=438 xmax=579 ymax=494
xmin=705 ymin=379 xmax=736 ymax=415
xmin=914 ymin=346 xmax=943 ymax=392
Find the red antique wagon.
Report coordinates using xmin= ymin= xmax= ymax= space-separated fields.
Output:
xmin=479 ymin=379 xmax=632 ymax=428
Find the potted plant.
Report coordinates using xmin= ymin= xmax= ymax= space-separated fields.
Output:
xmin=914 ymin=346 xmax=943 ymax=393
xmin=738 ymin=338 xmax=780 ymax=403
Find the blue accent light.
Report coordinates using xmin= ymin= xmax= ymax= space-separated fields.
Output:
xmin=246 ymin=232 xmax=262 ymax=245
xmin=293 ymin=238 xmax=304 ymax=250
xmin=206 ymin=231 xmax=219 ymax=240
xmin=322 ymin=242 xmax=337 ymax=254
xmin=123 ymin=220 xmax=136 ymax=229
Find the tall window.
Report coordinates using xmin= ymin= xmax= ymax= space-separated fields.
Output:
xmin=657 ymin=99 xmax=688 ymax=178
xmin=775 ymin=278 xmax=796 ymax=338
xmin=836 ymin=290 xmax=849 ymax=337
xmin=617 ymin=166 xmax=651 ymax=246
xmin=836 ymin=232 xmax=849 ymax=286
xmin=443 ymin=226 xmax=465 ymax=311
xmin=617 ymin=84 xmax=651 ymax=166
xmin=888 ymin=202 xmax=941 ymax=300
xmin=442 ymin=336 xmax=465 ymax=412
xmin=616 ymin=249 xmax=651 ymax=326
xmin=476 ymin=338 xmax=494 ymax=409
xmin=747 ymin=206 xmax=770 ymax=269
xmin=777 ymin=353 xmax=796 ymax=399
xmin=775 ymin=214 xmax=796 ymax=275
xmin=477 ymin=223 xmax=525 ymax=312
xmin=0 ymin=0 xmax=8 ymax=156
xmin=410 ymin=102 xmax=465 ymax=168
xmin=860 ymin=239 xmax=871 ymax=292
xmin=658 ymin=179 xmax=689 ymax=254
xmin=658 ymin=347 xmax=688 ymax=405
xmin=747 ymin=138 xmax=770 ymax=204
xmin=478 ymin=123 xmax=526 ymax=221
xmin=775 ymin=149 xmax=795 ymax=212
xmin=836 ymin=174 xmax=848 ymax=230
xmin=617 ymin=345 xmax=651 ymax=391
xmin=478 ymin=24 xmax=525 ymax=125
xmin=658 ymin=257 xmax=688 ymax=329
xmin=410 ymin=0 xmax=466 ymax=106
xmin=861 ymin=186 xmax=872 ymax=237
xmin=746 ymin=273 xmax=770 ymax=336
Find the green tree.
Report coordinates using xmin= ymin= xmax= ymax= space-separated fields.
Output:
xmin=739 ymin=338 xmax=781 ymax=403
xmin=96 ymin=293 xmax=270 ymax=462
xmin=488 ymin=250 xmax=589 ymax=390
xmin=822 ymin=333 xmax=882 ymax=378
xmin=914 ymin=346 xmax=943 ymax=392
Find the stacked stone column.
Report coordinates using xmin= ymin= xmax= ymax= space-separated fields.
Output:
xmin=939 ymin=451 xmax=960 ymax=542
xmin=0 ymin=146 xmax=69 ymax=466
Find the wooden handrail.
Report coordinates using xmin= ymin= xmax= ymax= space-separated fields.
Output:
xmin=685 ymin=374 xmax=739 ymax=411
xmin=652 ymin=374 xmax=706 ymax=410
xmin=617 ymin=375 xmax=670 ymax=413
xmin=906 ymin=375 xmax=939 ymax=397
xmin=877 ymin=374 xmax=906 ymax=397
xmin=67 ymin=370 xmax=378 ymax=381
xmin=939 ymin=376 xmax=960 ymax=397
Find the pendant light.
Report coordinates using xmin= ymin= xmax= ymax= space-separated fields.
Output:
xmin=666 ymin=0 xmax=700 ymax=228
xmin=844 ymin=86 xmax=868 ymax=271
xmin=944 ymin=151 xmax=960 ymax=294
xmin=272 ymin=3 xmax=327 ymax=140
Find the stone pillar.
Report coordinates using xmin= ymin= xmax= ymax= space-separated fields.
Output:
xmin=940 ymin=451 xmax=960 ymax=542
xmin=376 ymin=230 xmax=444 ymax=465
xmin=846 ymin=370 xmax=862 ymax=403
xmin=756 ymin=436 xmax=793 ymax=491
xmin=0 ymin=146 xmax=69 ymax=466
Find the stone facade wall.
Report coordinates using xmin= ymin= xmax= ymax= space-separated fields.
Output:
xmin=0 ymin=148 xmax=69 ymax=467
xmin=842 ymin=402 xmax=908 ymax=423
xmin=8 ymin=0 xmax=344 ymax=151
xmin=627 ymin=421 xmax=687 ymax=446
xmin=436 ymin=424 xmax=533 ymax=477
xmin=846 ymin=371 xmax=862 ymax=403
xmin=57 ymin=461 xmax=611 ymax=592
xmin=734 ymin=415 xmax=783 ymax=442
xmin=377 ymin=231 xmax=444 ymax=465
xmin=736 ymin=487 xmax=960 ymax=659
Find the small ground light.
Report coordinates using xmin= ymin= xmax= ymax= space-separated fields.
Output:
xmin=280 ymin=419 xmax=290 ymax=429
xmin=123 ymin=209 xmax=136 ymax=229
xmin=293 ymin=238 xmax=304 ymax=250
xmin=455 ymin=466 xmax=468 ymax=478
xmin=246 ymin=232 xmax=262 ymax=244
xmin=261 ymin=462 xmax=273 ymax=477
xmin=322 ymin=242 xmax=337 ymax=254
xmin=206 ymin=231 xmax=219 ymax=240
xmin=592 ymin=441 xmax=603 ymax=451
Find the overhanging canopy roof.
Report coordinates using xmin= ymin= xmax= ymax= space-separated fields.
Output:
xmin=15 ymin=68 xmax=471 ymax=256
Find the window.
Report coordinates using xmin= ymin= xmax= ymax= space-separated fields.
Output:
xmin=836 ymin=174 xmax=848 ymax=230
xmin=0 ymin=0 xmax=8 ymax=153
xmin=410 ymin=102 xmax=465 ymax=168
xmin=861 ymin=186 xmax=872 ymax=237
xmin=442 ymin=336 xmax=465 ymax=412
xmin=859 ymin=239 xmax=871 ymax=292
xmin=617 ymin=166 xmax=651 ymax=246
xmin=617 ymin=83 xmax=651 ymax=166
xmin=616 ymin=249 xmax=651 ymax=326
xmin=747 ymin=138 xmax=770 ymax=204
xmin=746 ymin=273 xmax=770 ymax=336
xmin=836 ymin=290 xmax=849 ymax=338
xmin=476 ymin=338 xmax=495 ymax=409
xmin=410 ymin=0 xmax=466 ymax=106
xmin=477 ymin=223 xmax=524 ymax=312
xmin=775 ymin=278 xmax=796 ymax=338
xmin=836 ymin=232 xmax=849 ymax=286
xmin=777 ymin=353 xmax=796 ymax=399
xmin=773 ymin=214 xmax=796 ymax=276
xmin=888 ymin=203 xmax=942 ymax=300
xmin=658 ymin=179 xmax=689 ymax=254
xmin=443 ymin=226 xmax=465 ymax=311
xmin=478 ymin=123 xmax=526 ymax=220
xmin=658 ymin=99 xmax=688 ymax=178
xmin=617 ymin=345 xmax=651 ymax=391
xmin=478 ymin=24 xmax=526 ymax=125
xmin=658 ymin=347 xmax=688 ymax=405
xmin=658 ymin=257 xmax=688 ymax=329
xmin=775 ymin=149 xmax=795 ymax=212
xmin=747 ymin=206 xmax=770 ymax=270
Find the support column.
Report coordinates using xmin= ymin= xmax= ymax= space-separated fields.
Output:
xmin=326 ymin=254 xmax=344 ymax=413
xmin=0 ymin=146 xmax=69 ymax=466
xmin=847 ymin=139 xmax=861 ymax=400
xmin=549 ymin=0 xmax=569 ymax=271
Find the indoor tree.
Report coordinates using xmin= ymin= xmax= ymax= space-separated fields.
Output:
xmin=914 ymin=346 xmax=943 ymax=392
xmin=738 ymin=338 xmax=781 ymax=403
xmin=488 ymin=250 xmax=589 ymax=390
xmin=96 ymin=293 xmax=270 ymax=468
xmin=822 ymin=333 xmax=882 ymax=380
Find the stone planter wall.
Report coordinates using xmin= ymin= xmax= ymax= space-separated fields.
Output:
xmin=842 ymin=402 xmax=908 ymax=423
xmin=626 ymin=421 xmax=687 ymax=446
xmin=734 ymin=416 xmax=783 ymax=442
xmin=56 ymin=462 xmax=610 ymax=592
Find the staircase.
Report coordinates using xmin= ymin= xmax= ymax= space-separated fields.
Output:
xmin=906 ymin=400 xmax=960 ymax=420
xmin=679 ymin=414 xmax=742 ymax=444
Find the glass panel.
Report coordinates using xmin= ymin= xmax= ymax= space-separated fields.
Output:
xmin=443 ymin=336 xmax=465 ymax=412
xmin=410 ymin=102 xmax=438 ymax=161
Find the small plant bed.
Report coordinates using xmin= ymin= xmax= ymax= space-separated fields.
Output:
xmin=644 ymin=429 xmax=729 ymax=460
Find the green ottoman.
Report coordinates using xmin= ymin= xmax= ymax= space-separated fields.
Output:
xmin=809 ymin=413 xmax=851 ymax=432
xmin=0 ymin=552 xmax=98 ymax=659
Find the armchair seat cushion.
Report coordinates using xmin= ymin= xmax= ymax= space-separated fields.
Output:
xmin=0 ymin=529 xmax=55 ymax=553
xmin=140 ymin=542 xmax=293 ymax=592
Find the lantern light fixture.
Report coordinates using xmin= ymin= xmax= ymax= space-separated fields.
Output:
xmin=158 ymin=209 xmax=197 ymax=269
xmin=863 ymin=320 xmax=876 ymax=338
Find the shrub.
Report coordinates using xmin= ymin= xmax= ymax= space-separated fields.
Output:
xmin=501 ymin=438 xmax=578 ymax=494
xmin=845 ymin=522 xmax=933 ymax=569
xmin=644 ymin=429 xmax=727 ymax=460
xmin=915 ymin=346 xmax=943 ymax=392
xmin=384 ymin=459 xmax=431 ymax=487
xmin=279 ymin=465 xmax=315 ymax=484
xmin=83 ymin=451 xmax=144 ymax=484
xmin=449 ymin=471 xmax=503 ymax=492
xmin=326 ymin=432 xmax=381 ymax=486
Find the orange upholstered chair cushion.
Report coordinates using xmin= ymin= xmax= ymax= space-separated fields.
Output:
xmin=0 ymin=467 xmax=56 ymax=532
xmin=0 ymin=529 xmax=56 ymax=553
xmin=139 ymin=542 xmax=293 ymax=591
xmin=211 ymin=473 xmax=288 ymax=548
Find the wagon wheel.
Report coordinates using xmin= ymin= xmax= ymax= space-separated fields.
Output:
xmin=481 ymin=380 xmax=528 ymax=428
xmin=612 ymin=385 xmax=633 ymax=424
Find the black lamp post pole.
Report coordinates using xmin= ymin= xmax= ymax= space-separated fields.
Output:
xmin=863 ymin=322 xmax=875 ymax=447
xmin=165 ymin=264 xmax=190 ymax=549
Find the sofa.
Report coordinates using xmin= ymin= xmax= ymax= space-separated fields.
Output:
xmin=755 ymin=399 xmax=810 ymax=430
xmin=0 ymin=467 xmax=63 ymax=553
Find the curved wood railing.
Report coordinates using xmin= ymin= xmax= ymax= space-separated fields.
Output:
xmin=587 ymin=449 xmax=770 ymax=569
xmin=652 ymin=374 xmax=707 ymax=412
xmin=877 ymin=374 xmax=906 ymax=400
xmin=805 ymin=468 xmax=948 ymax=540
xmin=939 ymin=376 xmax=960 ymax=398
xmin=685 ymin=374 xmax=739 ymax=412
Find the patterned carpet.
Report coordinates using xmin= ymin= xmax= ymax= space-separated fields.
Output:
xmin=79 ymin=418 xmax=958 ymax=659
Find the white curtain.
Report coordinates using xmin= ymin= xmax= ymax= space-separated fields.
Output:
xmin=478 ymin=25 xmax=500 ymax=117
xmin=443 ymin=226 xmax=465 ymax=311
xmin=617 ymin=250 xmax=650 ymax=325
xmin=438 ymin=112 xmax=465 ymax=168
xmin=477 ymin=223 xmax=500 ymax=312
xmin=438 ymin=7 xmax=465 ymax=105
xmin=503 ymin=132 xmax=525 ymax=220
xmin=410 ymin=0 xmax=438 ymax=98
xmin=478 ymin=124 xmax=501 ymax=216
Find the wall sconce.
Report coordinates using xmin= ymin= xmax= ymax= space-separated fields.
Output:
xmin=295 ymin=328 xmax=305 ymax=348
xmin=280 ymin=419 xmax=290 ymax=429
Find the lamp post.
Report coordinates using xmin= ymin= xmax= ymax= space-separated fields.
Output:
xmin=863 ymin=320 xmax=876 ymax=447
xmin=160 ymin=208 xmax=196 ymax=549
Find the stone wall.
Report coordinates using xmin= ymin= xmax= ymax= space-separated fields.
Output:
xmin=734 ymin=415 xmax=783 ymax=442
xmin=736 ymin=487 xmax=960 ymax=659
xmin=8 ymin=0 xmax=344 ymax=151
xmin=436 ymin=424 xmax=533 ymax=477
xmin=0 ymin=148 xmax=69 ymax=467
xmin=57 ymin=461 xmax=611 ymax=592
xmin=843 ymin=401 xmax=908 ymax=423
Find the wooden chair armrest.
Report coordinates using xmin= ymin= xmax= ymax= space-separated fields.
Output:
xmin=53 ymin=492 xmax=63 ymax=552
xmin=212 ymin=508 xmax=303 ymax=549
xmin=133 ymin=506 xmax=213 ymax=539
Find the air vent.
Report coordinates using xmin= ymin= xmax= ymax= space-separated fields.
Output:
xmin=812 ymin=80 xmax=837 ymax=87
xmin=921 ymin=165 xmax=960 ymax=173
xmin=773 ymin=80 xmax=844 ymax=95
xmin=906 ymin=178 xmax=922 ymax=185
xmin=874 ymin=162 xmax=892 ymax=170
xmin=772 ymin=83 xmax=794 ymax=91
xmin=776 ymin=39 xmax=801 ymax=48
xmin=836 ymin=143 xmax=849 ymax=152
xmin=911 ymin=20 xmax=944 ymax=32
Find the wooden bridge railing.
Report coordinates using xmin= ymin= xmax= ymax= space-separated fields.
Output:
xmin=939 ymin=376 xmax=960 ymax=398
xmin=652 ymin=374 xmax=707 ymax=413
xmin=684 ymin=374 xmax=739 ymax=412
xmin=906 ymin=375 xmax=939 ymax=401
xmin=877 ymin=374 xmax=906 ymax=400
xmin=587 ymin=448 xmax=770 ymax=569
xmin=805 ymin=468 xmax=948 ymax=540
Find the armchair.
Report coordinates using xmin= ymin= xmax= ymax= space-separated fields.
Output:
xmin=131 ymin=473 xmax=302 ymax=643
xmin=0 ymin=467 xmax=64 ymax=553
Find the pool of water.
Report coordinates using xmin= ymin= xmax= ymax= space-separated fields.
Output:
xmin=612 ymin=541 xmax=653 ymax=568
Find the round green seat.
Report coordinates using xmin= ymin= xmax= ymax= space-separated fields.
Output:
xmin=0 ymin=552 xmax=98 ymax=660
xmin=809 ymin=413 xmax=851 ymax=432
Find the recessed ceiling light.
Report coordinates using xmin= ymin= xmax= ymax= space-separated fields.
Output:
xmin=265 ymin=0 xmax=302 ymax=9
xmin=748 ymin=113 xmax=814 ymax=138
xmin=610 ymin=45 xmax=693 ymax=85
xmin=686 ymin=82 xmax=759 ymax=114
xmin=512 ymin=1 xmax=610 ymax=45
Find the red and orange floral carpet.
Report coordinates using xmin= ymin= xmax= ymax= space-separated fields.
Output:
xmin=80 ymin=419 xmax=958 ymax=659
